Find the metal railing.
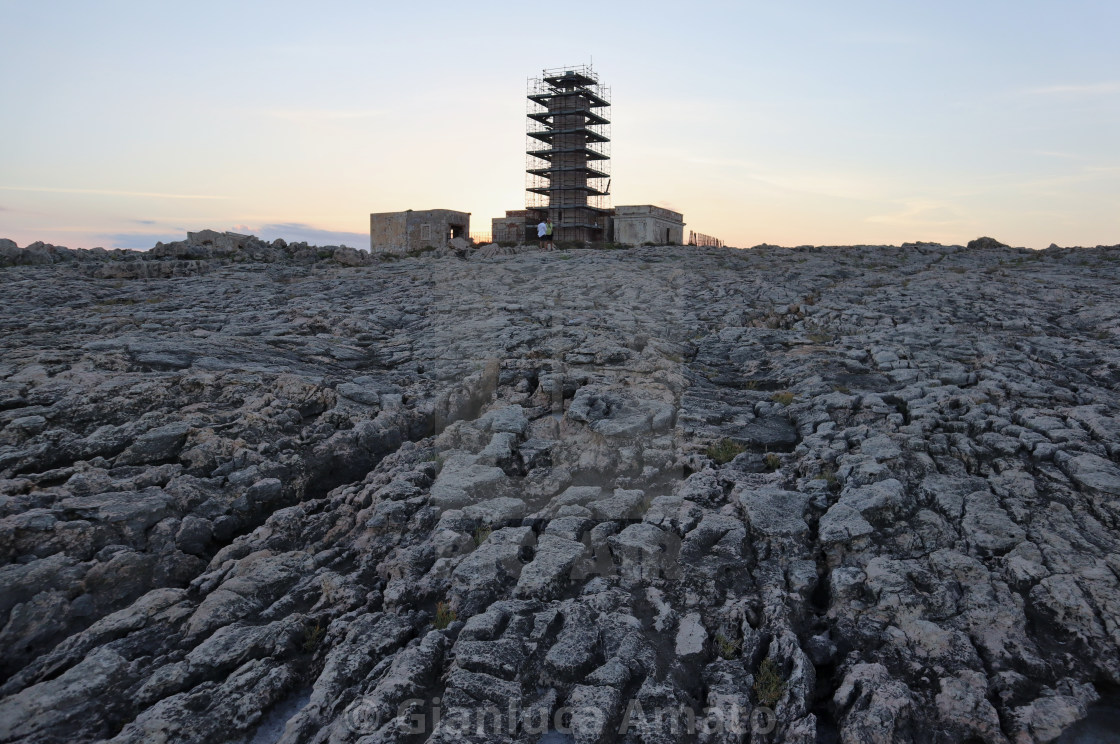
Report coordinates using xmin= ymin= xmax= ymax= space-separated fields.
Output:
xmin=689 ymin=230 xmax=724 ymax=248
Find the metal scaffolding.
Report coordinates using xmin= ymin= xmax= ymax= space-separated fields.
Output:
xmin=526 ymin=64 xmax=611 ymax=243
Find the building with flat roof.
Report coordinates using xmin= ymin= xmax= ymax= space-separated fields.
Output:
xmin=487 ymin=204 xmax=686 ymax=246
xmin=612 ymin=205 xmax=685 ymax=246
xmin=369 ymin=209 xmax=470 ymax=254
xmin=491 ymin=210 xmax=533 ymax=244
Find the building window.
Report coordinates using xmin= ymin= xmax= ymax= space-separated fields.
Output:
xmin=421 ymin=224 xmax=431 ymax=241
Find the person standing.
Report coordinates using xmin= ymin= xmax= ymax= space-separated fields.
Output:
xmin=537 ymin=218 xmax=548 ymax=250
xmin=545 ymin=219 xmax=555 ymax=251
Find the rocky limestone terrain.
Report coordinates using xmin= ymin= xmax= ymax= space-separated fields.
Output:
xmin=1 ymin=234 xmax=1119 ymax=743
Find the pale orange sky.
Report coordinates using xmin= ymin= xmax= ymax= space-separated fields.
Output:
xmin=2 ymin=1 xmax=1118 ymax=250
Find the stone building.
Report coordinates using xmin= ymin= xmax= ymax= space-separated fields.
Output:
xmin=487 ymin=204 xmax=686 ymax=246
xmin=612 ymin=205 xmax=685 ymax=246
xmin=491 ymin=210 xmax=533 ymax=244
xmin=369 ymin=209 xmax=470 ymax=254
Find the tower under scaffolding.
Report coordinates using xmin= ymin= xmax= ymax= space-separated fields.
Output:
xmin=526 ymin=65 xmax=611 ymax=243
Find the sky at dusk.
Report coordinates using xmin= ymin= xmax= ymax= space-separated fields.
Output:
xmin=2 ymin=0 xmax=1118 ymax=250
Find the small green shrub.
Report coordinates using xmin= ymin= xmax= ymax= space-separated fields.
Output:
xmin=473 ymin=524 xmax=492 ymax=546
xmin=302 ymin=620 xmax=325 ymax=653
xmin=715 ymin=632 xmax=742 ymax=660
xmin=753 ymin=656 xmax=786 ymax=707
xmin=706 ymin=438 xmax=746 ymax=464
xmin=771 ymin=391 xmax=795 ymax=406
xmin=434 ymin=601 xmax=457 ymax=630
xmin=763 ymin=453 xmax=781 ymax=471
xmin=814 ymin=466 xmax=838 ymax=487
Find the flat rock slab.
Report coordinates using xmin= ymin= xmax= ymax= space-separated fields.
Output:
xmin=430 ymin=453 xmax=508 ymax=509
xmin=737 ymin=487 xmax=811 ymax=537
xmin=733 ymin=415 xmax=799 ymax=450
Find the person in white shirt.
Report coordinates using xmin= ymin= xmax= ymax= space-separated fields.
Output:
xmin=537 ymin=220 xmax=548 ymax=250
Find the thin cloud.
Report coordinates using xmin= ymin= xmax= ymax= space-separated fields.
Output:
xmin=0 ymin=186 xmax=228 ymax=200
xmin=258 ymin=108 xmax=385 ymax=122
xmin=838 ymin=31 xmax=926 ymax=46
xmin=1018 ymin=82 xmax=1120 ymax=97
xmin=865 ymin=199 xmax=968 ymax=227
xmin=1030 ymin=150 xmax=1090 ymax=161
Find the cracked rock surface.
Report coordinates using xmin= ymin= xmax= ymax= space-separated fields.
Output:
xmin=1 ymin=237 xmax=1120 ymax=743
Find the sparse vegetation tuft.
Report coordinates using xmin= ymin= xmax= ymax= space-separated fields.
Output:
xmin=814 ymin=465 xmax=840 ymax=490
xmin=473 ymin=524 xmax=492 ymax=546
xmin=715 ymin=631 xmax=742 ymax=660
xmin=771 ymin=391 xmax=795 ymax=406
xmin=764 ymin=453 xmax=781 ymax=471
xmin=753 ymin=656 xmax=786 ymax=707
xmin=434 ymin=601 xmax=457 ymax=630
xmin=706 ymin=438 xmax=746 ymax=464
xmin=302 ymin=620 xmax=325 ymax=653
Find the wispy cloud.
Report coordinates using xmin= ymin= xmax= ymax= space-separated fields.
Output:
xmin=1030 ymin=150 xmax=1090 ymax=160
xmin=865 ymin=199 xmax=969 ymax=227
xmin=258 ymin=108 xmax=385 ymax=122
xmin=682 ymin=156 xmax=888 ymax=201
xmin=838 ymin=31 xmax=926 ymax=47
xmin=1018 ymin=82 xmax=1120 ymax=97
xmin=0 ymin=186 xmax=228 ymax=200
